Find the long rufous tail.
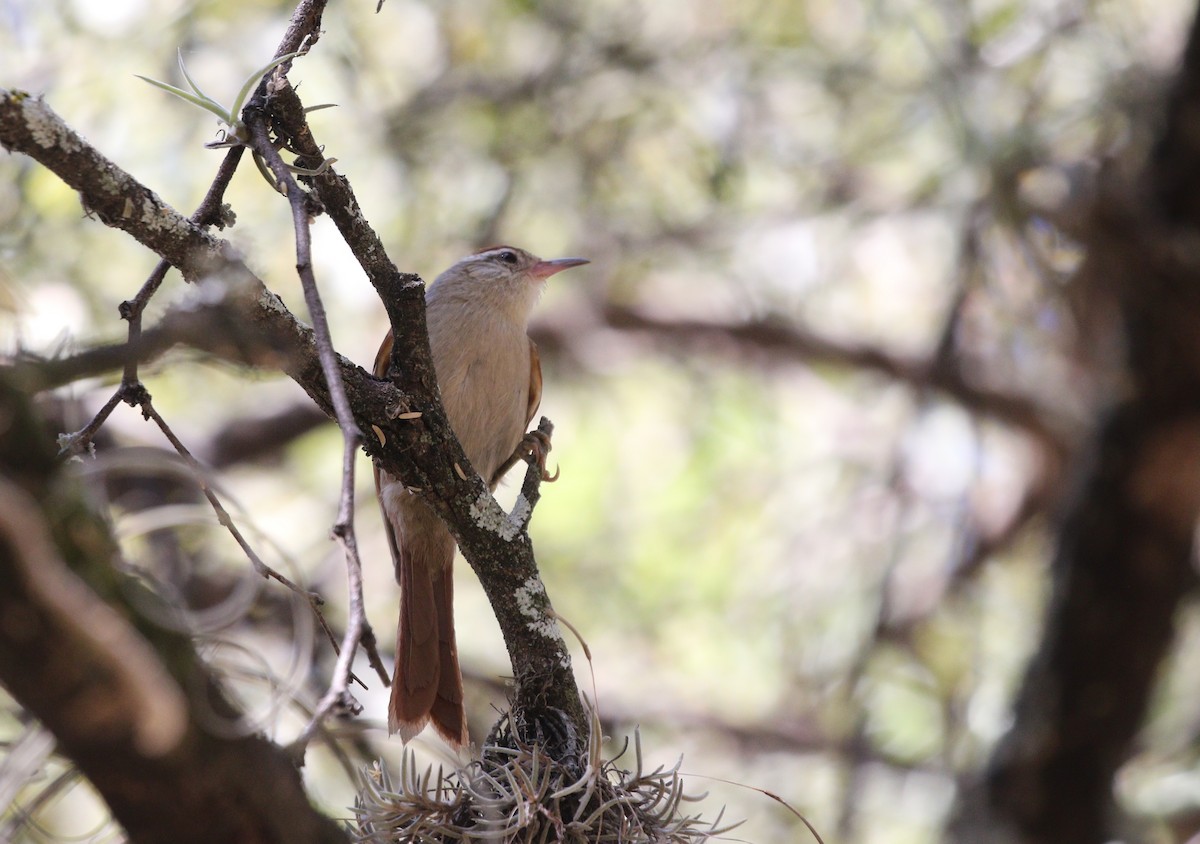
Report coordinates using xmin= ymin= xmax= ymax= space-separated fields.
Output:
xmin=388 ymin=521 xmax=467 ymax=746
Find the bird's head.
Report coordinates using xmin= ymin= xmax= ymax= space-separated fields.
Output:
xmin=429 ymin=246 xmax=589 ymax=321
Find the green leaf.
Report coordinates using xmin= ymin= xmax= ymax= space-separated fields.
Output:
xmin=251 ymin=150 xmax=284 ymax=194
xmin=176 ymin=49 xmax=215 ymax=104
xmin=135 ymin=75 xmax=232 ymax=124
xmin=230 ymin=50 xmax=304 ymax=121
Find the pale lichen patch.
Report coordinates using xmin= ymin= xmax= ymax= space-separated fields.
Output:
xmin=469 ymin=490 xmax=520 ymax=541
xmin=96 ymin=168 xmax=121 ymax=195
xmin=510 ymin=494 xmax=531 ymax=529
xmin=20 ymin=97 xmax=81 ymax=153
xmin=139 ymin=197 xmax=174 ymax=232
xmin=257 ymin=287 xmax=310 ymax=337
xmin=514 ymin=578 xmax=564 ymax=641
xmin=258 ymin=287 xmax=292 ymax=316
xmin=22 ymin=97 xmax=58 ymax=148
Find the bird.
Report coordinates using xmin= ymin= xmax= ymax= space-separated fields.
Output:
xmin=373 ymin=245 xmax=589 ymax=746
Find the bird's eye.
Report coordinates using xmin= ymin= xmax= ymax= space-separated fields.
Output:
xmin=497 ymin=250 xmax=518 ymax=265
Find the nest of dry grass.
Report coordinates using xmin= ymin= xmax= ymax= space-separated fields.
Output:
xmin=353 ymin=708 xmax=736 ymax=843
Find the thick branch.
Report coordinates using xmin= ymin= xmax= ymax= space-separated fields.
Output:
xmin=204 ymin=400 xmax=329 ymax=468
xmin=531 ymin=304 xmax=1067 ymax=452
xmin=0 ymin=376 xmax=347 ymax=844
xmin=242 ymin=105 xmax=379 ymax=750
xmin=8 ymin=285 xmax=300 ymax=394
xmin=0 ymin=90 xmax=367 ymax=409
xmin=951 ymin=12 xmax=1200 ymax=842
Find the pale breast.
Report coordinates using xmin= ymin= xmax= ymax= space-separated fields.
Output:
xmin=427 ymin=311 xmax=530 ymax=485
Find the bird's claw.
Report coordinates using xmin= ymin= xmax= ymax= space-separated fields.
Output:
xmin=522 ymin=430 xmax=559 ymax=482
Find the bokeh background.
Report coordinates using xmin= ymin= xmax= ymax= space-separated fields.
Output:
xmin=3 ymin=0 xmax=1199 ymax=841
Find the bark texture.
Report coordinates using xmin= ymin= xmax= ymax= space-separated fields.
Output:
xmin=949 ymin=8 xmax=1200 ymax=842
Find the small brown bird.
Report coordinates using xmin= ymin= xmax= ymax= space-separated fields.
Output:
xmin=374 ymin=246 xmax=588 ymax=746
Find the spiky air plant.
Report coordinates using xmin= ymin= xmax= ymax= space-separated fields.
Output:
xmin=138 ymin=49 xmax=336 ymax=190
xmin=354 ymin=707 xmax=739 ymax=843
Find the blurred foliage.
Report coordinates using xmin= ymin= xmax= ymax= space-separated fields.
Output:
xmin=3 ymin=0 xmax=1200 ymax=841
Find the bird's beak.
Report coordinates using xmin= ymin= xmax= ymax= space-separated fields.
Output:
xmin=529 ymin=257 xmax=590 ymax=280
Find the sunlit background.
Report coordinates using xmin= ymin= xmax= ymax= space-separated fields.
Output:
xmin=2 ymin=0 xmax=1199 ymax=841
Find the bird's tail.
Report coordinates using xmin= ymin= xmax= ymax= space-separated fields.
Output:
xmin=389 ymin=526 xmax=467 ymax=747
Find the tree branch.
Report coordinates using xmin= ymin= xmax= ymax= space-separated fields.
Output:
xmin=950 ymin=10 xmax=1200 ymax=841
xmin=532 ymin=303 xmax=1069 ymax=453
xmin=0 ymin=375 xmax=348 ymax=844
xmin=241 ymin=103 xmax=380 ymax=751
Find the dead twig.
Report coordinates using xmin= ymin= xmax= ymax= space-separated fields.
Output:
xmin=244 ymin=109 xmax=383 ymax=755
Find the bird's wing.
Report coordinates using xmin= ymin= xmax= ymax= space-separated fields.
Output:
xmin=526 ymin=338 xmax=542 ymax=428
xmin=372 ymin=331 xmax=401 ymax=568
xmin=373 ymin=330 xmax=394 ymax=380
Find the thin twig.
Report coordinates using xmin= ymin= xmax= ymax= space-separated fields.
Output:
xmin=134 ymin=387 xmax=369 ymax=691
xmin=516 ymin=417 xmax=556 ymax=532
xmin=57 ymin=391 xmax=122 ymax=457
xmin=59 ymin=146 xmax=246 ymax=457
xmin=245 ymin=114 xmax=382 ymax=752
xmin=120 ymin=260 xmax=170 ymax=386
xmin=137 ymin=393 xmax=303 ymax=592
xmin=119 ymin=146 xmax=244 ymax=383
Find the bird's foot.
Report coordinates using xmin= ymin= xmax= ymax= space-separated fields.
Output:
xmin=521 ymin=429 xmax=559 ymax=482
